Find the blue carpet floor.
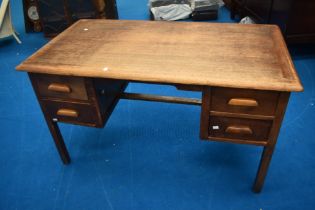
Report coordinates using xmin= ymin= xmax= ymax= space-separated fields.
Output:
xmin=1 ymin=1 xmax=315 ymax=210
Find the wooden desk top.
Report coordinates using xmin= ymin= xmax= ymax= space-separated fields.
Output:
xmin=16 ymin=19 xmax=303 ymax=92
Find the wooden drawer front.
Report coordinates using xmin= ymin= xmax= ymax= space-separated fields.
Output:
xmin=209 ymin=116 xmax=272 ymax=142
xmin=43 ymin=101 xmax=101 ymax=126
xmin=35 ymin=74 xmax=88 ymax=100
xmin=211 ymin=88 xmax=279 ymax=116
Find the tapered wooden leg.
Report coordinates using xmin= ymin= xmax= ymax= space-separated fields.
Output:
xmin=44 ymin=118 xmax=71 ymax=164
xmin=252 ymin=92 xmax=290 ymax=193
xmin=253 ymin=146 xmax=274 ymax=193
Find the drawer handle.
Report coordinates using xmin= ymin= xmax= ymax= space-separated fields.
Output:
xmin=48 ymin=83 xmax=71 ymax=93
xmin=57 ymin=109 xmax=79 ymax=118
xmin=225 ymin=125 xmax=253 ymax=135
xmin=228 ymin=98 xmax=258 ymax=107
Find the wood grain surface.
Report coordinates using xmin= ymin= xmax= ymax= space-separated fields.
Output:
xmin=16 ymin=19 xmax=303 ymax=92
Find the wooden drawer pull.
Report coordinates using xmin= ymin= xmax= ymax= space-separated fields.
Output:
xmin=48 ymin=83 xmax=71 ymax=93
xmin=225 ymin=125 xmax=253 ymax=135
xmin=228 ymin=98 xmax=258 ymax=107
xmin=57 ymin=109 xmax=79 ymax=118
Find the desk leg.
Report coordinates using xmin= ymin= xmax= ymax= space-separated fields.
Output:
xmin=253 ymin=92 xmax=290 ymax=193
xmin=44 ymin=117 xmax=71 ymax=165
xmin=28 ymin=73 xmax=71 ymax=164
xmin=253 ymin=145 xmax=274 ymax=192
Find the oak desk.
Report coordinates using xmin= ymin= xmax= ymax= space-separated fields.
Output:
xmin=16 ymin=19 xmax=303 ymax=193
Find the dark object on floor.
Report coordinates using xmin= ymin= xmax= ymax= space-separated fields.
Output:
xmin=191 ymin=10 xmax=218 ymax=20
xmin=150 ymin=0 xmax=191 ymax=7
xmin=192 ymin=2 xmax=218 ymax=21
xmin=149 ymin=0 xmax=191 ymax=21
xmin=191 ymin=7 xmax=218 ymax=20
xmin=230 ymin=0 xmax=315 ymax=44
xmin=35 ymin=0 xmax=118 ymax=37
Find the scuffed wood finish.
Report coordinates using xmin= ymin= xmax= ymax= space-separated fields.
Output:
xmin=18 ymin=19 xmax=303 ymax=193
xmin=16 ymin=19 xmax=302 ymax=92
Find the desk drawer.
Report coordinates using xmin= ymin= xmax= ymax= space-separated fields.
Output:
xmin=209 ymin=116 xmax=272 ymax=142
xmin=211 ymin=88 xmax=279 ymax=116
xmin=42 ymin=100 xmax=101 ymax=127
xmin=33 ymin=74 xmax=88 ymax=101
